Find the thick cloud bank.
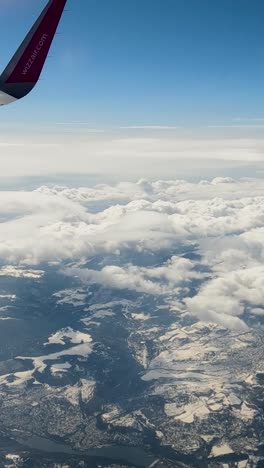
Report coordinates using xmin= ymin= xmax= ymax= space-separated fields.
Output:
xmin=0 ymin=177 xmax=264 ymax=330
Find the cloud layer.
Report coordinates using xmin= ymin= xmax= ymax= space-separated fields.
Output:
xmin=0 ymin=177 xmax=264 ymax=330
xmin=1 ymin=133 xmax=264 ymax=178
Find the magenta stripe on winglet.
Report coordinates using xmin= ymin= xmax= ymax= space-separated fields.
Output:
xmin=6 ymin=0 xmax=67 ymax=84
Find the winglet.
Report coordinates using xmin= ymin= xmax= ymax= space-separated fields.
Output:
xmin=0 ymin=0 xmax=67 ymax=104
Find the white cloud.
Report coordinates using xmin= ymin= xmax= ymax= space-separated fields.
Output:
xmin=0 ymin=135 xmax=264 ymax=178
xmin=211 ymin=177 xmax=235 ymax=185
xmin=66 ymin=256 xmax=202 ymax=296
xmin=0 ymin=177 xmax=263 ymax=330
xmin=185 ymin=265 xmax=264 ymax=331
xmin=208 ymin=125 xmax=264 ymax=128
xmin=120 ymin=126 xmax=181 ymax=130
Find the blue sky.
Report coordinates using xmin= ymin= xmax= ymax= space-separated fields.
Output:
xmin=1 ymin=0 xmax=264 ymax=125
xmin=0 ymin=0 xmax=264 ymax=180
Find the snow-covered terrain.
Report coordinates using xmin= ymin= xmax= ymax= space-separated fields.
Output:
xmin=0 ymin=178 xmax=264 ymax=467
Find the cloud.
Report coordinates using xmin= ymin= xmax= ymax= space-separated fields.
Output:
xmin=185 ymin=295 xmax=247 ymax=330
xmin=211 ymin=177 xmax=235 ymax=185
xmin=65 ymin=256 xmax=203 ymax=296
xmin=0 ymin=135 xmax=264 ymax=178
xmin=185 ymin=265 xmax=264 ymax=331
xmin=0 ymin=177 xmax=264 ymax=330
xmin=120 ymin=126 xmax=181 ymax=130
xmin=208 ymin=125 xmax=264 ymax=128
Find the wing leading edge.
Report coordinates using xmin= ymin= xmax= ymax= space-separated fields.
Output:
xmin=0 ymin=0 xmax=67 ymax=106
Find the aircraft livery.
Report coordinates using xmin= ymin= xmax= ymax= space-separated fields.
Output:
xmin=0 ymin=0 xmax=67 ymax=106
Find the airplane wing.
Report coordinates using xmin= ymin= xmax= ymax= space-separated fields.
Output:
xmin=0 ymin=0 xmax=67 ymax=106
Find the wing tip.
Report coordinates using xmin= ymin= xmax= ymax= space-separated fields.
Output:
xmin=0 ymin=0 xmax=68 ymax=102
